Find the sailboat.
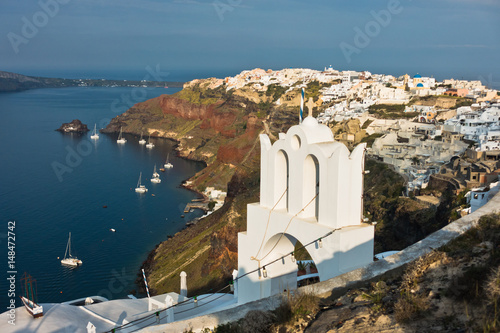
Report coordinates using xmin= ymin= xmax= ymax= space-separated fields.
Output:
xmin=90 ymin=123 xmax=99 ymax=140
xmin=61 ymin=232 xmax=82 ymax=267
xmin=146 ymin=134 xmax=155 ymax=149
xmin=20 ymin=273 xmax=43 ymax=318
xmin=151 ymin=165 xmax=161 ymax=183
xmin=117 ymin=127 xmax=127 ymax=144
xmin=135 ymin=172 xmax=148 ymax=193
xmin=139 ymin=132 xmax=146 ymax=145
xmin=164 ymin=153 xmax=173 ymax=169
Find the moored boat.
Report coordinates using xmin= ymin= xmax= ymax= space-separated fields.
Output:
xmin=61 ymin=232 xmax=82 ymax=267
xmin=117 ymin=127 xmax=127 ymax=144
xmin=146 ymin=134 xmax=154 ymax=149
xmin=164 ymin=153 xmax=173 ymax=168
xmin=151 ymin=165 xmax=161 ymax=183
xmin=20 ymin=273 xmax=43 ymax=318
xmin=90 ymin=123 xmax=99 ymax=140
xmin=135 ymin=172 xmax=148 ymax=193
xmin=139 ymin=131 xmax=146 ymax=145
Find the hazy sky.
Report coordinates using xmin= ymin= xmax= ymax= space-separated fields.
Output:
xmin=1 ymin=0 xmax=499 ymax=84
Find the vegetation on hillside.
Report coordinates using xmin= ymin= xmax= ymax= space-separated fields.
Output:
xmin=363 ymin=159 xmax=465 ymax=253
xmin=305 ymin=81 xmax=331 ymax=102
xmin=265 ymin=84 xmax=287 ymax=102
xmin=368 ymin=103 xmax=417 ymax=119
xmin=176 ymin=84 xmax=229 ymax=105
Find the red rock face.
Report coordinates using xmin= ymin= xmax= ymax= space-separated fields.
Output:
xmin=217 ymin=145 xmax=246 ymax=164
xmin=159 ymin=96 xmax=238 ymax=137
xmin=159 ymin=96 xmax=211 ymax=120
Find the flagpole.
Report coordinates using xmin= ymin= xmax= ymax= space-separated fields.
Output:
xmin=142 ymin=269 xmax=151 ymax=298
xmin=300 ymin=88 xmax=304 ymax=123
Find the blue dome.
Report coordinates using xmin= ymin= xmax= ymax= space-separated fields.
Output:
xmin=414 ymin=74 xmax=422 ymax=78
xmin=417 ymin=83 xmax=424 ymax=87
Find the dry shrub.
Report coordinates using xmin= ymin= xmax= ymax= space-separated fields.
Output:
xmin=394 ymin=293 xmax=429 ymax=323
xmin=239 ymin=310 xmax=276 ymax=333
xmin=486 ymin=266 xmax=500 ymax=304
xmin=394 ymin=251 xmax=442 ymax=323
xmin=362 ymin=281 xmax=389 ymax=312
xmin=400 ymin=250 xmax=446 ymax=292
xmin=274 ymin=291 xmax=320 ymax=325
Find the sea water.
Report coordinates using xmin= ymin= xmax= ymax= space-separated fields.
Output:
xmin=0 ymin=86 xmax=206 ymax=309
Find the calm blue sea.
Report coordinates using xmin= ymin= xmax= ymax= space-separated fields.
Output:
xmin=0 ymin=86 xmax=206 ymax=310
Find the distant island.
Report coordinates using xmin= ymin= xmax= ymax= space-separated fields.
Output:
xmin=56 ymin=119 xmax=89 ymax=133
xmin=0 ymin=70 xmax=184 ymax=93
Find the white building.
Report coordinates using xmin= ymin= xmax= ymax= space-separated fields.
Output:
xmin=444 ymin=105 xmax=500 ymax=150
xmin=237 ymin=116 xmax=374 ymax=305
xmin=467 ymin=181 xmax=500 ymax=213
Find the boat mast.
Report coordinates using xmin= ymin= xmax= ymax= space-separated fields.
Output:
xmin=68 ymin=232 xmax=72 ymax=258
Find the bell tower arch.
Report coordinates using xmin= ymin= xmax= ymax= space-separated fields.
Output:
xmin=238 ymin=116 xmax=374 ymax=304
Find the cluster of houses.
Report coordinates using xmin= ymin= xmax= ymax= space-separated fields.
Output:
xmin=194 ymin=67 xmax=499 ymax=208
xmin=365 ymin=105 xmax=499 ymax=198
xmin=444 ymin=105 xmax=500 ymax=151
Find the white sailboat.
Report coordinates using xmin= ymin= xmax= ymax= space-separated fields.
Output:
xmin=146 ymin=134 xmax=155 ymax=149
xmin=61 ymin=232 xmax=82 ymax=267
xmin=117 ymin=127 xmax=127 ymax=144
xmin=139 ymin=132 xmax=146 ymax=145
xmin=135 ymin=172 xmax=148 ymax=193
xmin=90 ymin=123 xmax=99 ymax=140
xmin=151 ymin=165 xmax=161 ymax=183
xmin=164 ymin=153 xmax=173 ymax=169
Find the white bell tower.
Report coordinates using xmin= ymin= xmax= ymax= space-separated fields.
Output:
xmin=237 ymin=116 xmax=374 ymax=304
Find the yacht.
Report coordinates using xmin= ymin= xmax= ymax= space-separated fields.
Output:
xmin=146 ymin=134 xmax=155 ymax=149
xmin=61 ymin=232 xmax=83 ymax=267
xmin=151 ymin=165 xmax=161 ymax=183
xmin=164 ymin=153 xmax=173 ymax=168
xmin=139 ymin=132 xmax=146 ymax=145
xmin=135 ymin=172 xmax=148 ymax=193
xmin=90 ymin=124 xmax=99 ymax=140
xmin=117 ymin=127 xmax=127 ymax=144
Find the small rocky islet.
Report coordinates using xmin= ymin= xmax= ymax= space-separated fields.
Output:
xmin=56 ymin=119 xmax=89 ymax=133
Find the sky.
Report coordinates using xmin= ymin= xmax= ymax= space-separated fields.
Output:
xmin=0 ymin=0 xmax=499 ymax=85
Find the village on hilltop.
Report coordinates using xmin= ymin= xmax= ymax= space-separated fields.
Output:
xmin=189 ymin=66 xmax=500 ymax=217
